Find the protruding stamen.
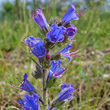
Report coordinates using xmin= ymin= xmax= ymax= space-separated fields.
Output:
xmin=63 ymin=48 xmax=79 ymax=56
xmin=10 ymin=84 xmax=23 ymax=90
xmin=71 ymin=55 xmax=77 ymax=59
xmin=41 ymin=47 xmax=46 ymax=56
xmin=22 ymin=37 xmax=32 ymax=50
xmin=12 ymin=99 xmax=23 ymax=107
xmin=55 ymin=68 xmax=66 ymax=77
xmin=69 ymin=40 xmax=76 ymax=42
xmin=16 ymin=78 xmax=23 ymax=85
xmin=73 ymin=88 xmax=80 ymax=96
xmin=77 ymin=8 xmax=88 ymax=17
xmin=67 ymin=50 xmax=80 ymax=56
xmin=22 ymin=37 xmax=25 ymax=42
xmin=31 ymin=9 xmax=35 ymax=19
xmin=31 ymin=49 xmax=38 ymax=57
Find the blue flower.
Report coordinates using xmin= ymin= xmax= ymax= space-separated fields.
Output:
xmin=62 ymin=1 xmax=79 ymax=25
xmin=32 ymin=9 xmax=48 ymax=30
xmin=20 ymin=73 xmax=36 ymax=93
xmin=46 ymin=23 xmax=66 ymax=43
xmin=25 ymin=36 xmax=41 ymax=48
xmin=30 ymin=40 xmax=46 ymax=59
xmin=18 ymin=93 xmax=39 ymax=110
xmin=57 ymin=43 xmax=73 ymax=61
xmin=64 ymin=26 xmax=77 ymax=40
xmin=11 ymin=73 xmax=36 ymax=93
xmin=48 ymin=60 xmax=65 ymax=79
xmin=57 ymin=83 xmax=74 ymax=102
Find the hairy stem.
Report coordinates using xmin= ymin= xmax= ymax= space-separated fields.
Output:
xmin=43 ymin=69 xmax=48 ymax=110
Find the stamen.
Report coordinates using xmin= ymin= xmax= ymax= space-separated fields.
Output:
xmin=16 ymin=78 xmax=23 ymax=85
xmin=69 ymin=40 xmax=76 ymax=42
xmin=67 ymin=50 xmax=80 ymax=56
xmin=41 ymin=47 xmax=46 ymax=56
xmin=32 ymin=49 xmax=38 ymax=57
xmin=63 ymin=48 xmax=79 ymax=56
xmin=22 ymin=37 xmax=32 ymax=50
xmin=10 ymin=82 xmax=26 ymax=91
xmin=73 ymin=88 xmax=80 ymax=96
xmin=10 ymin=84 xmax=23 ymax=90
xmin=77 ymin=8 xmax=88 ymax=17
xmin=22 ymin=37 xmax=25 ymax=42
xmin=55 ymin=68 xmax=66 ymax=77
xmin=12 ymin=99 xmax=23 ymax=108
xmin=71 ymin=55 xmax=77 ymax=58
xmin=16 ymin=77 xmax=26 ymax=88
xmin=70 ymin=48 xmax=79 ymax=53
xmin=31 ymin=10 xmax=35 ymax=19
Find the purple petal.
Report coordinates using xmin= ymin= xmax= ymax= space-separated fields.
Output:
xmin=62 ymin=2 xmax=79 ymax=24
xmin=24 ymin=73 xmax=28 ymax=81
xmin=33 ymin=9 xmax=48 ymax=30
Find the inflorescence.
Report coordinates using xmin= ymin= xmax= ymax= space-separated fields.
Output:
xmin=12 ymin=1 xmax=87 ymax=110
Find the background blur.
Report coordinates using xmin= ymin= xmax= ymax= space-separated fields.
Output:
xmin=0 ymin=0 xmax=110 ymax=110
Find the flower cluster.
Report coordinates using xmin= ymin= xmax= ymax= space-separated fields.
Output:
xmin=12 ymin=1 xmax=86 ymax=110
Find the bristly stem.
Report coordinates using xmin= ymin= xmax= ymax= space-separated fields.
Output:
xmin=42 ymin=69 xmax=48 ymax=110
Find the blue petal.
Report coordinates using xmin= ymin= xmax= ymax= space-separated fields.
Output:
xmin=25 ymin=36 xmax=41 ymax=48
xmin=62 ymin=2 xmax=79 ymax=24
xmin=46 ymin=23 xmax=65 ymax=43
xmin=48 ymin=60 xmax=65 ymax=78
xmin=58 ymin=88 xmax=74 ymax=101
xmin=58 ymin=43 xmax=72 ymax=54
xmin=18 ymin=99 xmax=24 ymax=105
xmin=23 ymin=94 xmax=39 ymax=110
xmin=33 ymin=9 xmax=48 ymax=30
xmin=24 ymin=73 xmax=28 ymax=81
xmin=30 ymin=40 xmax=46 ymax=59
xmin=20 ymin=74 xmax=36 ymax=93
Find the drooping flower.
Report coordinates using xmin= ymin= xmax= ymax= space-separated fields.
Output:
xmin=62 ymin=1 xmax=79 ymax=25
xmin=64 ymin=26 xmax=77 ymax=40
xmin=48 ymin=60 xmax=66 ymax=79
xmin=57 ymin=43 xmax=79 ymax=61
xmin=30 ymin=40 xmax=46 ymax=59
xmin=46 ymin=23 xmax=66 ymax=43
xmin=25 ymin=36 xmax=40 ymax=48
xmin=18 ymin=93 xmax=39 ymax=110
xmin=57 ymin=83 xmax=74 ymax=102
xmin=11 ymin=73 xmax=36 ymax=93
xmin=32 ymin=9 xmax=49 ymax=30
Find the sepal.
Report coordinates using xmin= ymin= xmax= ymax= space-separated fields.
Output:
xmin=46 ymin=74 xmax=56 ymax=88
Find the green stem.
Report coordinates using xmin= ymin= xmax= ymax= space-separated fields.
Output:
xmin=43 ymin=69 xmax=48 ymax=110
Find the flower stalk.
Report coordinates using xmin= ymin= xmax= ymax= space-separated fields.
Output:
xmin=42 ymin=69 xmax=48 ymax=110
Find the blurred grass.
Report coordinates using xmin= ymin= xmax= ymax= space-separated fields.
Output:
xmin=0 ymin=0 xmax=110 ymax=110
